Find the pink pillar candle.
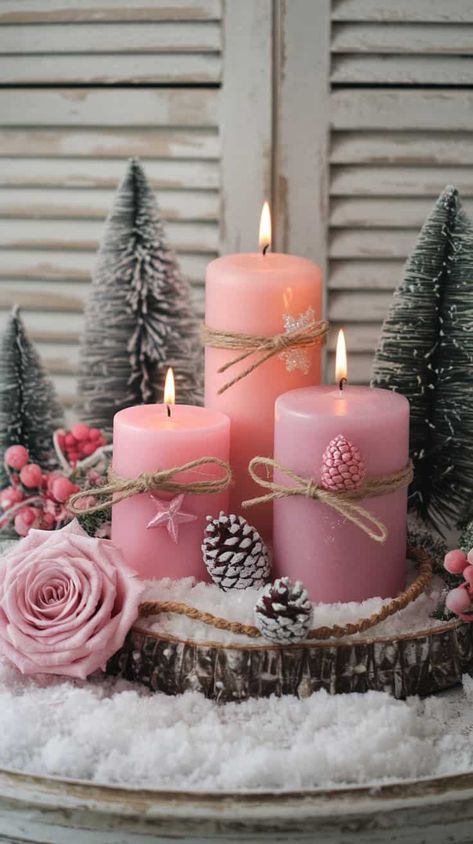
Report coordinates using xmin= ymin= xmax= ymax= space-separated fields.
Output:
xmin=205 ymin=252 xmax=323 ymax=538
xmin=112 ymin=404 xmax=230 ymax=581
xmin=273 ymin=385 xmax=410 ymax=603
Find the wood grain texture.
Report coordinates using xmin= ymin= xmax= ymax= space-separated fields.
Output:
xmin=0 ymin=0 xmax=222 ymax=23
xmin=328 ymin=323 xmax=381 ymax=352
xmin=332 ymin=55 xmax=473 ymax=85
xmin=0 ymin=5 xmax=225 ymax=409
xmin=108 ymin=618 xmax=473 ymax=702
xmin=332 ymin=90 xmax=473 ymax=131
xmin=0 ymin=157 xmax=219 ymax=189
xmin=328 ymin=290 xmax=392 ymax=321
xmin=0 ymin=53 xmax=221 ymax=85
xmin=273 ymin=0 xmax=330 ymax=270
xmin=0 ymin=22 xmax=221 ymax=53
xmin=4 ymin=762 xmax=473 ymax=842
xmin=0 ymin=250 xmax=209 ymax=283
xmin=0 ymin=188 xmax=219 ymax=221
xmin=332 ymin=0 xmax=473 ymax=23
xmin=0 ymin=218 xmax=218 ymax=253
xmin=331 ymin=131 xmax=473 ymax=165
xmin=329 ymin=260 xmax=404 ymax=290
xmin=331 ymin=197 xmax=473 ymax=228
xmin=331 ymin=165 xmax=473 ymax=195
xmin=0 ymin=127 xmax=220 ymax=159
xmin=332 ymin=22 xmax=473 ymax=53
xmin=330 ymin=228 xmax=417 ymax=259
xmin=0 ymin=88 xmax=219 ymax=127
xmin=220 ymin=0 xmax=272 ymax=253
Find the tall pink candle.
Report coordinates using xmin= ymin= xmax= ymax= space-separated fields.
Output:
xmin=273 ymin=385 xmax=410 ymax=603
xmin=112 ymin=404 xmax=230 ymax=580
xmin=205 ymin=252 xmax=322 ymax=538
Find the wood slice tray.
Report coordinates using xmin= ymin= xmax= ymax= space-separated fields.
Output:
xmin=107 ymin=615 xmax=473 ymax=701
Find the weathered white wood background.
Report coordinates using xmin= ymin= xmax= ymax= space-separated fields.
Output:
xmin=1 ymin=0 xmax=473 ymax=401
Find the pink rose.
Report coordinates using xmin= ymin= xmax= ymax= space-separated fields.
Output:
xmin=0 ymin=520 xmax=143 ymax=679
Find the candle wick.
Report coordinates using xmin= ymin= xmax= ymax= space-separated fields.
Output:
xmin=339 ymin=377 xmax=347 ymax=396
xmin=262 ymin=243 xmax=270 ymax=256
xmin=166 ymin=405 xmax=171 ymax=418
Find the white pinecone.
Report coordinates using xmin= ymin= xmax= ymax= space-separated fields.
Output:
xmin=202 ymin=512 xmax=271 ymax=590
xmin=255 ymin=577 xmax=313 ymax=644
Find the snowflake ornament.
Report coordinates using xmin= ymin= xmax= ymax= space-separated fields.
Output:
xmin=279 ymin=307 xmax=315 ymax=375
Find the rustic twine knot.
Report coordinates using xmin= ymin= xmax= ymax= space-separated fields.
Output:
xmin=68 ymin=457 xmax=232 ymax=516
xmin=243 ymin=457 xmax=414 ymax=543
xmin=202 ymin=320 xmax=329 ymax=394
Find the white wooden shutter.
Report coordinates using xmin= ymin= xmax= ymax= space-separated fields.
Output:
xmin=0 ymin=0 xmax=222 ymax=405
xmin=329 ymin=0 xmax=473 ymax=382
xmin=269 ymin=0 xmax=473 ymax=383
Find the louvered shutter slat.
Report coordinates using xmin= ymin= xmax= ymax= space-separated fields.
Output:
xmin=0 ymin=3 xmax=223 ymax=405
xmin=328 ymin=1 xmax=473 ymax=382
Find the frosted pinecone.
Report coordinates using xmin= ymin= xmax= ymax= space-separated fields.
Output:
xmin=320 ymin=434 xmax=366 ymax=492
xmin=255 ymin=577 xmax=313 ymax=644
xmin=202 ymin=512 xmax=271 ymax=591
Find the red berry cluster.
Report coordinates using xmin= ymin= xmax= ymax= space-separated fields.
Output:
xmin=0 ymin=445 xmax=81 ymax=537
xmin=56 ymin=423 xmax=106 ymax=467
xmin=444 ymin=548 xmax=473 ymax=621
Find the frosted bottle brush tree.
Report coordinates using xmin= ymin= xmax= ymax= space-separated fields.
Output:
xmin=372 ymin=186 xmax=473 ymax=532
xmin=0 ymin=307 xmax=64 ymax=486
xmin=76 ymin=158 xmax=203 ymax=431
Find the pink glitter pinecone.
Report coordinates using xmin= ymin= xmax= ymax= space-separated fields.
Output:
xmin=320 ymin=435 xmax=366 ymax=492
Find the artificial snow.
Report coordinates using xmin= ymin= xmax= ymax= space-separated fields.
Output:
xmin=0 ymin=539 xmax=464 ymax=792
xmin=142 ymin=568 xmax=447 ymax=645
xmin=0 ymin=658 xmax=472 ymax=791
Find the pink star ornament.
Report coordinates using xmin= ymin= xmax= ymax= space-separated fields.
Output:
xmin=146 ymin=493 xmax=197 ymax=543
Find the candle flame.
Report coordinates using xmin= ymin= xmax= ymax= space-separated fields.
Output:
xmin=164 ymin=367 xmax=175 ymax=406
xmin=335 ymin=329 xmax=348 ymax=384
xmin=259 ymin=201 xmax=271 ymax=252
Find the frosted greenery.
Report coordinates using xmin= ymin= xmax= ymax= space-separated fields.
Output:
xmin=0 ymin=308 xmax=64 ymax=486
xmin=460 ymin=518 xmax=473 ymax=555
xmin=76 ymin=158 xmax=203 ymax=431
xmin=372 ymin=186 xmax=473 ymax=532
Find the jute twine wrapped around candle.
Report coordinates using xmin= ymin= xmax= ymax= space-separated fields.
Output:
xmin=242 ymin=456 xmax=413 ymax=543
xmin=202 ymin=319 xmax=329 ymax=394
xmin=68 ymin=457 xmax=232 ymax=516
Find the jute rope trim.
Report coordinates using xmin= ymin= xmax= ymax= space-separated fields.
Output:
xmin=68 ymin=457 xmax=232 ymax=516
xmin=202 ymin=320 xmax=329 ymax=394
xmin=242 ymin=457 xmax=413 ymax=543
xmin=138 ymin=547 xmax=432 ymax=644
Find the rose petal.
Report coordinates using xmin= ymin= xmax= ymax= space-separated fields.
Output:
xmin=0 ymin=522 xmax=143 ymax=678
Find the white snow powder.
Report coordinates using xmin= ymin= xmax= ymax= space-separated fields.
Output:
xmin=141 ymin=570 xmax=447 ymax=645
xmin=0 ymin=540 xmax=465 ymax=792
xmin=0 ymin=659 xmax=471 ymax=791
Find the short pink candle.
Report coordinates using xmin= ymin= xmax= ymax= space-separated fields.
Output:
xmin=273 ymin=385 xmax=410 ymax=603
xmin=111 ymin=404 xmax=230 ymax=580
xmin=205 ymin=252 xmax=322 ymax=538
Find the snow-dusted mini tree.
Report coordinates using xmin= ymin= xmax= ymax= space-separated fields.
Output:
xmin=0 ymin=307 xmax=64 ymax=486
xmin=372 ymin=186 xmax=473 ymax=532
xmin=76 ymin=158 xmax=203 ymax=431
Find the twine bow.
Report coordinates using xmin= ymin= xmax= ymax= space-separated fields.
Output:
xmin=202 ymin=320 xmax=329 ymax=394
xmin=243 ymin=457 xmax=413 ymax=543
xmin=68 ymin=457 xmax=232 ymax=516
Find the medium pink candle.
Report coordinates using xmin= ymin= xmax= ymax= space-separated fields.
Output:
xmin=273 ymin=346 xmax=410 ymax=602
xmin=205 ymin=206 xmax=323 ymax=538
xmin=111 ymin=379 xmax=230 ymax=580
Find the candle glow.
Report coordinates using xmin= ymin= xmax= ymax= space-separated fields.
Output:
xmin=259 ymin=201 xmax=272 ymax=252
xmin=335 ymin=329 xmax=348 ymax=385
xmin=164 ymin=367 xmax=175 ymax=410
